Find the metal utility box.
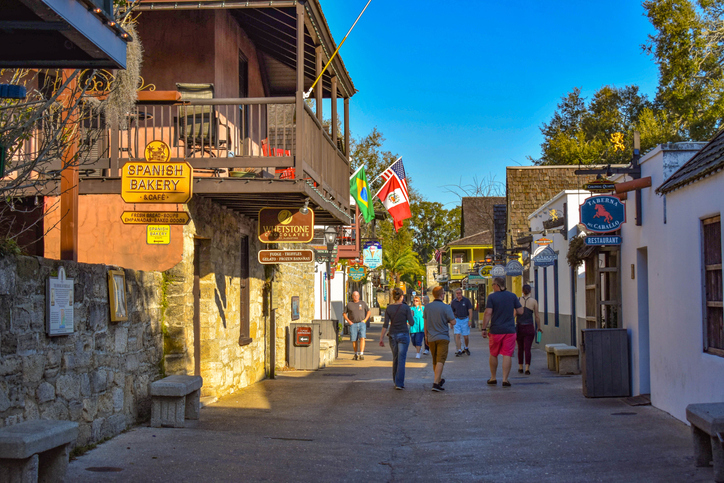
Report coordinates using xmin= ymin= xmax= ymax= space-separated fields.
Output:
xmin=288 ymin=321 xmax=320 ymax=370
xmin=581 ymin=328 xmax=630 ymax=398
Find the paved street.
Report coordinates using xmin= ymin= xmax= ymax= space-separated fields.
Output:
xmin=67 ymin=322 xmax=713 ymax=483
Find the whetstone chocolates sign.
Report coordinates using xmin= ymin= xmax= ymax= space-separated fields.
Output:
xmin=579 ymin=195 xmax=626 ymax=233
xmin=258 ymin=208 xmax=314 ymax=243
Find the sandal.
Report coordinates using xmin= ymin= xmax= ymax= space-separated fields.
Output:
xmin=487 ymin=379 xmax=497 ymax=385
xmin=502 ymin=381 xmax=511 ymax=387
xmin=525 ymin=370 xmax=531 ymax=375
xmin=518 ymin=368 xmax=524 ymax=373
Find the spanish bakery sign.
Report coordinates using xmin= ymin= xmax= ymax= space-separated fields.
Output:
xmin=258 ymin=208 xmax=314 ymax=243
xmin=121 ymin=140 xmax=193 ymax=203
xmin=579 ymin=195 xmax=625 ymax=233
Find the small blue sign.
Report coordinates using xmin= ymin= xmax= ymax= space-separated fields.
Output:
xmin=585 ymin=235 xmax=622 ymax=246
xmin=505 ymin=260 xmax=524 ymax=276
xmin=490 ymin=265 xmax=506 ymax=277
xmin=533 ymin=246 xmax=557 ymax=267
xmin=580 ymin=195 xmax=626 ymax=233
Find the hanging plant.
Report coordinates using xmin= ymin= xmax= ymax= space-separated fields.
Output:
xmin=567 ymin=235 xmax=587 ymax=268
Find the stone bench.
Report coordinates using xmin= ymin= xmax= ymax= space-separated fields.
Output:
xmin=0 ymin=420 xmax=78 ymax=483
xmin=686 ymin=402 xmax=724 ymax=482
xmin=150 ymin=375 xmax=203 ymax=428
xmin=553 ymin=345 xmax=580 ymax=375
xmin=319 ymin=339 xmax=337 ymax=368
xmin=545 ymin=343 xmax=568 ymax=371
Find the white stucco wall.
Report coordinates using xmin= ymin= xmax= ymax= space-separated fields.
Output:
xmin=528 ymin=191 xmax=590 ymax=346
xmin=619 ymin=142 xmax=724 ymax=423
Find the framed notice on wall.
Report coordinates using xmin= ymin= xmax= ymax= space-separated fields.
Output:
xmin=108 ymin=270 xmax=128 ymax=322
xmin=46 ymin=266 xmax=74 ymax=336
xmin=291 ymin=296 xmax=300 ymax=320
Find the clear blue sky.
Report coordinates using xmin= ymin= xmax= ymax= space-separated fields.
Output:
xmin=320 ymin=0 xmax=660 ymax=208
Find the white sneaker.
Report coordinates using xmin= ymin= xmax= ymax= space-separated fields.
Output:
xmin=423 ymin=350 xmax=429 ymax=355
xmin=416 ymin=352 xmax=421 ymax=359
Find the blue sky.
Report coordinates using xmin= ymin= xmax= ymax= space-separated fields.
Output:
xmin=320 ymin=0 xmax=661 ymax=208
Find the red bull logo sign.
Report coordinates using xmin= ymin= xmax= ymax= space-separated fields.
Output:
xmin=580 ymin=195 xmax=626 ymax=233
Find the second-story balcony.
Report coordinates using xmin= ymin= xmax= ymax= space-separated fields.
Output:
xmin=10 ymin=95 xmax=353 ymax=225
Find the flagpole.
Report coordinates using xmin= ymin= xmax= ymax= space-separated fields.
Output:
xmin=350 ymin=164 xmax=364 ymax=179
xmin=370 ymin=156 xmax=402 ymax=185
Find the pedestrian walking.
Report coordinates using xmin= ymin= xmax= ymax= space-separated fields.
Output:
xmin=379 ymin=287 xmax=415 ymax=390
xmin=482 ymin=277 xmax=523 ymax=387
xmin=410 ymin=296 xmax=425 ymax=358
xmin=424 ymin=286 xmax=456 ymax=392
xmin=516 ymin=284 xmax=541 ymax=375
xmin=344 ymin=291 xmax=371 ymax=360
xmin=422 ymin=293 xmax=431 ymax=355
xmin=451 ymin=288 xmax=473 ymax=357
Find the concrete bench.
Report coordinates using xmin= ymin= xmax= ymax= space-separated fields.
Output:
xmin=0 ymin=420 xmax=78 ymax=483
xmin=150 ymin=375 xmax=203 ymax=428
xmin=553 ymin=345 xmax=580 ymax=375
xmin=686 ymin=403 xmax=724 ymax=482
xmin=545 ymin=344 xmax=568 ymax=371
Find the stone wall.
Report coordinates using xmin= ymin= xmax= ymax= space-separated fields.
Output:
xmin=273 ymin=248 xmax=315 ymax=371
xmin=0 ymin=255 xmax=163 ymax=447
xmin=163 ymin=197 xmax=268 ymax=398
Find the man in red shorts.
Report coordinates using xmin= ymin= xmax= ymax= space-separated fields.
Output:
xmin=482 ymin=277 xmax=523 ymax=387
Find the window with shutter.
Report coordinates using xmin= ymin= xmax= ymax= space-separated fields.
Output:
xmin=703 ymin=215 xmax=723 ymax=356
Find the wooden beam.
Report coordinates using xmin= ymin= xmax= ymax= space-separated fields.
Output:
xmin=331 ymin=76 xmax=338 ymax=144
xmin=295 ymin=2 xmax=305 ymax=181
xmin=59 ymin=70 xmax=79 ymax=262
xmin=344 ymin=98 xmax=350 ymax=159
xmin=315 ymin=45 xmax=323 ymax=122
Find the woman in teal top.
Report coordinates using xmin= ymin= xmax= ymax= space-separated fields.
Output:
xmin=410 ymin=296 xmax=425 ymax=359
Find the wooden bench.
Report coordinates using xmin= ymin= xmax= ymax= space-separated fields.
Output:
xmin=686 ymin=403 xmax=724 ymax=482
xmin=553 ymin=345 xmax=580 ymax=375
xmin=544 ymin=343 xmax=567 ymax=371
xmin=150 ymin=375 xmax=203 ymax=428
xmin=0 ymin=420 xmax=78 ymax=483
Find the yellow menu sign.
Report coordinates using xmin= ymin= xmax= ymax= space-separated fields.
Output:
xmin=121 ymin=162 xmax=193 ymax=203
xmin=147 ymin=225 xmax=170 ymax=245
xmin=121 ymin=211 xmax=190 ymax=225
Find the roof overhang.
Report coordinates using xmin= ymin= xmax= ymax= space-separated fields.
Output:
xmin=0 ymin=0 xmax=128 ymax=68
xmin=136 ymin=0 xmax=356 ymax=98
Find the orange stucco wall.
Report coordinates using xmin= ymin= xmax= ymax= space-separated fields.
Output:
xmin=44 ymin=195 xmax=184 ymax=271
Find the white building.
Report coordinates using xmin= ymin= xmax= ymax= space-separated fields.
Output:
xmin=528 ymin=190 xmax=592 ymax=347
xmin=618 ymin=140 xmax=724 ymax=422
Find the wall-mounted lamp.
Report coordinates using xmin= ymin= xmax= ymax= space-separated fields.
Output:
xmin=300 ymin=197 xmax=310 ymax=215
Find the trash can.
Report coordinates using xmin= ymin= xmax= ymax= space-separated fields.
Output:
xmin=288 ymin=321 xmax=320 ymax=370
xmin=580 ymin=328 xmax=630 ymax=398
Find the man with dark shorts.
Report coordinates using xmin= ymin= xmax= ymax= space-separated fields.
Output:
xmin=344 ymin=291 xmax=371 ymax=360
xmin=424 ymin=286 xmax=456 ymax=392
xmin=482 ymin=277 xmax=523 ymax=387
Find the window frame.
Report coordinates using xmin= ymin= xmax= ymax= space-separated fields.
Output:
xmin=702 ymin=214 xmax=723 ymax=357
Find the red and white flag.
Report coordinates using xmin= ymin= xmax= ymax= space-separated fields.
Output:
xmin=375 ymin=158 xmax=411 ymax=231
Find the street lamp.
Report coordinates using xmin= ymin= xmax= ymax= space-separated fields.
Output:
xmin=324 ymin=226 xmax=337 ymax=253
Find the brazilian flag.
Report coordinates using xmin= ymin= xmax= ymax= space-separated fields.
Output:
xmin=350 ymin=165 xmax=374 ymax=223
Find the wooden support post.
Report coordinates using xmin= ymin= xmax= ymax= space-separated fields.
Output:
xmin=295 ymin=3 xmax=305 ymax=180
xmin=59 ymin=70 xmax=79 ymax=262
xmin=344 ymin=97 xmax=350 ymax=159
xmin=315 ymin=45 xmax=323 ymax=123
xmin=633 ymin=131 xmax=642 ymax=226
xmin=331 ymin=76 xmax=338 ymax=145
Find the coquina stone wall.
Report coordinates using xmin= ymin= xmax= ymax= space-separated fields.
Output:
xmin=156 ymin=196 xmax=318 ymax=398
xmin=273 ymin=249 xmax=315 ymax=371
xmin=163 ymin=197 xmax=269 ymax=398
xmin=0 ymin=255 xmax=163 ymax=447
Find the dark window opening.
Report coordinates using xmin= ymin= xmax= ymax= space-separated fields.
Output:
xmin=703 ymin=215 xmax=723 ymax=355
xmin=239 ymin=235 xmax=252 ymax=346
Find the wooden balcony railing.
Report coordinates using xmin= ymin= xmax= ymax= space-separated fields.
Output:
xmin=8 ymin=96 xmax=351 ymax=210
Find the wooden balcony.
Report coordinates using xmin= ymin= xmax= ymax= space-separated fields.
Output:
xmin=10 ymin=96 xmax=353 ymax=225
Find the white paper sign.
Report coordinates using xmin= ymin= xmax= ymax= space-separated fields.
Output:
xmin=46 ymin=266 xmax=74 ymax=336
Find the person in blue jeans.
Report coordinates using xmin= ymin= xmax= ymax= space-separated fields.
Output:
xmin=379 ymin=287 xmax=416 ymax=390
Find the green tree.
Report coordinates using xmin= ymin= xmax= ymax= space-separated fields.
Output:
xmin=409 ymin=201 xmax=461 ymax=263
xmin=379 ymin=222 xmax=424 ymax=288
xmin=643 ymin=0 xmax=724 ymax=140
xmin=531 ymin=85 xmax=652 ymax=165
